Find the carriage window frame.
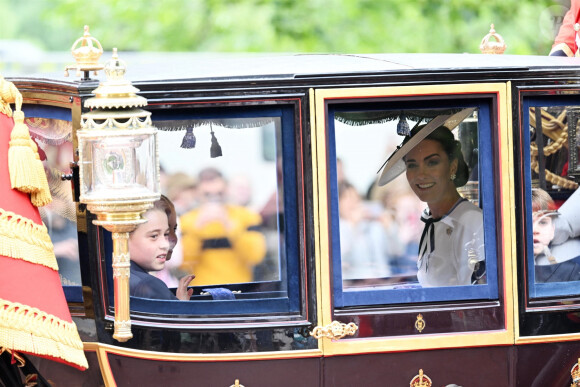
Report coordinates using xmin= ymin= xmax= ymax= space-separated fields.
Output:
xmin=326 ymin=97 xmax=500 ymax=308
xmin=98 ymin=102 xmax=306 ymax=321
xmin=522 ymin=96 xmax=580 ymax=300
xmin=21 ymin=104 xmax=83 ymax=303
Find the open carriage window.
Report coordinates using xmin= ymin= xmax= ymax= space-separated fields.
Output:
xmin=22 ymin=105 xmax=82 ymax=302
xmin=102 ymin=103 xmax=304 ymax=320
xmin=522 ymin=98 xmax=580 ymax=299
xmin=327 ymin=98 xmax=499 ymax=308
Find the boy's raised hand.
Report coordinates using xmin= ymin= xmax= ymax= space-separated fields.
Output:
xmin=176 ymin=274 xmax=195 ymax=300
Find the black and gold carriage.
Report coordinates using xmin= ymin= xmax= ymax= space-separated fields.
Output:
xmin=5 ymin=27 xmax=580 ymax=386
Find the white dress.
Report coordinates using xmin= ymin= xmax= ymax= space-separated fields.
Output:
xmin=416 ymin=199 xmax=485 ymax=287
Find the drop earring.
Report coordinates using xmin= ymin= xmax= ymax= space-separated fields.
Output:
xmin=450 ymin=173 xmax=456 ymax=181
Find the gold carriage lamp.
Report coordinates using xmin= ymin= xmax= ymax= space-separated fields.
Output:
xmin=77 ymin=48 xmax=160 ymax=342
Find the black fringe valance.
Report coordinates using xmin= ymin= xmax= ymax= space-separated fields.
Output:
xmin=152 ymin=117 xmax=276 ymax=132
xmin=334 ymin=109 xmax=463 ymax=127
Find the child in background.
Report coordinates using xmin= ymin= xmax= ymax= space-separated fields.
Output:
xmin=531 ymin=188 xmax=559 ymax=264
xmin=338 ymin=180 xmax=392 ymax=284
xmin=129 ymin=205 xmax=195 ymax=300
xmin=152 ymin=195 xmax=187 ymax=287
xmin=532 ymin=188 xmax=580 ymax=283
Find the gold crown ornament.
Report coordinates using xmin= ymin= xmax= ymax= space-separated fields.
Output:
xmin=64 ymin=25 xmax=105 ymax=78
xmin=571 ymin=358 xmax=580 ymax=387
xmin=479 ymin=24 xmax=507 ymax=54
xmin=410 ymin=369 xmax=432 ymax=387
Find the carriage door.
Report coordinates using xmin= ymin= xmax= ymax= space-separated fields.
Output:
xmin=311 ymin=84 xmax=514 ymax=386
xmin=513 ymin=90 xmax=580 ymax=385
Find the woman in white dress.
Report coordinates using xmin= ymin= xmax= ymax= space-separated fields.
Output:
xmin=379 ymin=113 xmax=485 ymax=287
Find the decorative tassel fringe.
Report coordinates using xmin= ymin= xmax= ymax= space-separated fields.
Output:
xmin=210 ymin=127 xmax=222 ymax=158
xmin=8 ymin=111 xmax=52 ymax=206
xmin=180 ymin=127 xmax=196 ymax=149
xmin=0 ymin=299 xmax=88 ymax=370
xmin=0 ymin=76 xmax=17 ymax=118
xmin=9 ymin=111 xmax=38 ymax=193
xmin=0 ymin=208 xmax=57 ymax=271
xmin=396 ymin=113 xmax=410 ymax=136
xmin=28 ymin=141 xmax=52 ymax=207
xmin=154 ymin=117 xmax=276 ymax=132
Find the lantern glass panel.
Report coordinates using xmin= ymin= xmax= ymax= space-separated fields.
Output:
xmin=80 ymin=130 xmax=158 ymax=201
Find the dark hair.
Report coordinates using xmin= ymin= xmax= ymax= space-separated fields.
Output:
xmin=153 ymin=194 xmax=175 ymax=219
xmin=410 ymin=124 xmax=470 ymax=187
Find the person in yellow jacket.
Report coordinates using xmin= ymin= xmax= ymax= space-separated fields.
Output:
xmin=179 ymin=167 xmax=266 ymax=286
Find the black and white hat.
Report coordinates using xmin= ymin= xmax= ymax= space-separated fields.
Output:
xmin=377 ymin=108 xmax=475 ymax=186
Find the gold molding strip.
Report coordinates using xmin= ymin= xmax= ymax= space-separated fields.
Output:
xmin=312 ymin=83 xmax=515 ymax=355
xmin=85 ymin=341 xmax=322 ymax=362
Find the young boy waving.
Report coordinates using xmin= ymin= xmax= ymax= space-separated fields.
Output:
xmin=129 ymin=206 xmax=194 ymax=300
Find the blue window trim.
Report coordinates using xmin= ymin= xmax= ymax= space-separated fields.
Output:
xmin=22 ymin=105 xmax=72 ymax=121
xmin=21 ymin=104 xmax=81 ymax=303
xmin=327 ymin=99 xmax=499 ymax=307
xmin=63 ymin=286 xmax=83 ymax=302
xmin=523 ymin=96 xmax=580 ymax=298
xmin=130 ymin=296 xmax=291 ymax=315
xmin=103 ymin=104 xmax=302 ymax=315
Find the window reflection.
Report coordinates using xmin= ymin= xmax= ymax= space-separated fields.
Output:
xmin=528 ymin=106 xmax=580 ymax=285
xmin=27 ymin=118 xmax=81 ymax=286
xmin=334 ymin=108 xmax=483 ymax=290
xmin=531 ymin=188 xmax=580 ymax=283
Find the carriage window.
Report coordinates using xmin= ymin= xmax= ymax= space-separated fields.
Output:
xmin=22 ymin=106 xmax=82 ymax=302
xmin=328 ymin=100 xmax=499 ymax=307
xmin=524 ymin=102 xmax=580 ymax=298
xmin=103 ymin=104 xmax=303 ymax=318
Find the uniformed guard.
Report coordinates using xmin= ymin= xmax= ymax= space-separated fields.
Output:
xmin=550 ymin=0 xmax=580 ymax=56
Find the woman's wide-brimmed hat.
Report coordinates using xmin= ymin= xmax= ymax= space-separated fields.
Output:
xmin=377 ymin=108 xmax=475 ymax=186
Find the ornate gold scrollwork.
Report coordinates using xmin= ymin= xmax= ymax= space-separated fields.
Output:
xmin=311 ymin=321 xmax=358 ymax=340
xmin=410 ymin=369 xmax=432 ymax=387
xmin=0 ymin=347 xmax=26 ymax=367
xmin=415 ymin=314 xmax=426 ymax=333
xmin=571 ymin=358 xmax=580 ymax=387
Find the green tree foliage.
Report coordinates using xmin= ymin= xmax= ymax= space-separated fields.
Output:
xmin=0 ymin=0 xmax=565 ymax=55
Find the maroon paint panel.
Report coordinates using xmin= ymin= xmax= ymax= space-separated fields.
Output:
xmin=323 ymin=346 xmax=512 ymax=387
xmin=515 ymin=341 xmax=580 ymax=387
xmin=30 ymin=351 xmax=104 ymax=387
xmin=108 ymin=353 xmax=321 ymax=387
xmin=335 ymin=304 xmax=504 ymax=337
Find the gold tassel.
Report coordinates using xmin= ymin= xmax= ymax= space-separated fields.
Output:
xmin=28 ymin=140 xmax=52 ymax=207
xmin=8 ymin=110 xmax=52 ymax=206
xmin=0 ymin=75 xmax=16 ymax=117
xmin=0 ymin=299 xmax=88 ymax=370
xmin=8 ymin=111 xmax=37 ymax=192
